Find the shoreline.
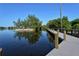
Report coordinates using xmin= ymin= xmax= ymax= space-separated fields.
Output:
xmin=15 ymin=29 xmax=35 ymax=32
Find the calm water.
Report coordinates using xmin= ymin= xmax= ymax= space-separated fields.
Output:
xmin=0 ymin=30 xmax=58 ymax=56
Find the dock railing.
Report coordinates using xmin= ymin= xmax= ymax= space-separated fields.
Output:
xmin=44 ymin=27 xmax=66 ymax=49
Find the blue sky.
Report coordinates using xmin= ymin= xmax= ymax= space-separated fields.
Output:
xmin=0 ymin=3 xmax=79 ymax=26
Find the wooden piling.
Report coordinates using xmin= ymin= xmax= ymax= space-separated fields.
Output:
xmin=57 ymin=29 xmax=59 ymax=36
xmin=64 ymin=30 xmax=66 ymax=40
xmin=54 ymin=33 xmax=59 ymax=49
xmin=0 ymin=48 xmax=2 ymax=56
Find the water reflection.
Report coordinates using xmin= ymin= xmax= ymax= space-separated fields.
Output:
xmin=0 ymin=28 xmax=6 ymax=31
xmin=47 ymin=33 xmax=55 ymax=44
xmin=0 ymin=30 xmax=56 ymax=55
xmin=14 ymin=31 xmax=42 ymax=44
xmin=47 ymin=32 xmax=63 ymax=44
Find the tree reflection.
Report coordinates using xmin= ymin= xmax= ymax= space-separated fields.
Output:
xmin=14 ymin=30 xmax=41 ymax=44
xmin=0 ymin=27 xmax=6 ymax=31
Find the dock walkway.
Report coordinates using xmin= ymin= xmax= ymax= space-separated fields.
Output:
xmin=46 ymin=29 xmax=79 ymax=56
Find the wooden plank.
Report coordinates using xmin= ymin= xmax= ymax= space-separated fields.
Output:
xmin=47 ymin=31 xmax=79 ymax=56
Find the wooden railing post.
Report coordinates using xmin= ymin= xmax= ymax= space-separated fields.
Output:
xmin=0 ymin=48 xmax=2 ymax=56
xmin=55 ymin=33 xmax=59 ymax=49
xmin=57 ymin=29 xmax=59 ymax=36
xmin=64 ymin=30 xmax=66 ymax=40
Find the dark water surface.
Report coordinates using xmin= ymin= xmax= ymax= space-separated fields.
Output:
xmin=0 ymin=30 xmax=58 ymax=56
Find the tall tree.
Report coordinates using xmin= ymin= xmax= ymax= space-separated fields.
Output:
xmin=13 ymin=15 xmax=42 ymax=29
xmin=47 ymin=16 xmax=71 ymax=30
xmin=70 ymin=18 xmax=79 ymax=30
xmin=13 ymin=18 xmax=22 ymax=28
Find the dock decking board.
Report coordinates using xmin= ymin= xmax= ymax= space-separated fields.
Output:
xmin=46 ymin=29 xmax=79 ymax=56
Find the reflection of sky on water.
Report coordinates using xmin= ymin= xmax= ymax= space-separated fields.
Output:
xmin=0 ymin=30 xmax=55 ymax=56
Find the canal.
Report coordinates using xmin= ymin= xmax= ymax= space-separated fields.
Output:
xmin=0 ymin=30 xmax=62 ymax=56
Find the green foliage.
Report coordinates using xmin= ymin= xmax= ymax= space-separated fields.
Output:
xmin=71 ymin=19 xmax=79 ymax=26
xmin=47 ymin=19 xmax=60 ymax=29
xmin=71 ymin=19 xmax=79 ymax=30
xmin=62 ymin=16 xmax=71 ymax=30
xmin=47 ymin=16 xmax=71 ymax=30
xmin=13 ymin=15 xmax=79 ymax=31
xmin=0 ymin=27 xmax=7 ymax=30
xmin=26 ymin=15 xmax=42 ymax=28
xmin=13 ymin=15 xmax=42 ymax=29
xmin=8 ymin=27 xmax=16 ymax=30
xmin=13 ymin=18 xmax=22 ymax=28
xmin=72 ymin=24 xmax=79 ymax=29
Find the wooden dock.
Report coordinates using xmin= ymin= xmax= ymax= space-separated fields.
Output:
xmin=46 ymin=29 xmax=79 ymax=56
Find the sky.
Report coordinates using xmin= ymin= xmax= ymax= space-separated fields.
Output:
xmin=0 ymin=3 xmax=79 ymax=26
